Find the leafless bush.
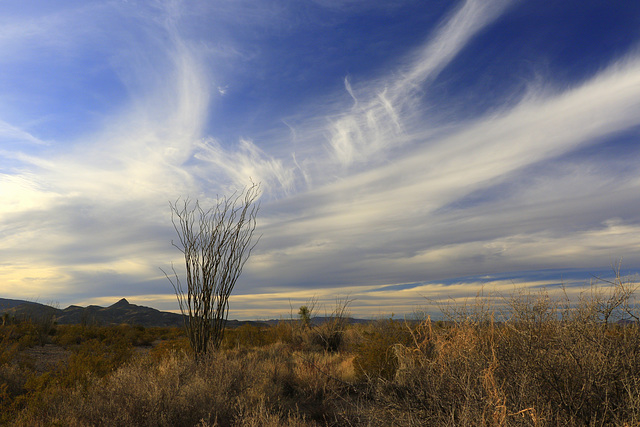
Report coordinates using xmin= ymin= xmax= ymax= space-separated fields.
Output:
xmin=313 ymin=297 xmax=353 ymax=353
xmin=163 ymin=182 xmax=260 ymax=357
xmin=364 ymin=270 xmax=640 ymax=426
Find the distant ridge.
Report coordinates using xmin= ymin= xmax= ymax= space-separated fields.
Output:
xmin=0 ymin=297 xmax=265 ymax=328
xmin=0 ymin=298 xmax=33 ymax=310
xmin=261 ymin=316 xmax=369 ymax=327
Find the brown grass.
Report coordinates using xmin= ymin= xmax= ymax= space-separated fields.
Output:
xmin=2 ymin=277 xmax=640 ymax=425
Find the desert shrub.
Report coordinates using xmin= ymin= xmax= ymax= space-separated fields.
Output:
xmin=147 ymin=336 xmax=192 ymax=362
xmin=310 ymin=298 xmax=353 ymax=353
xmin=290 ymin=349 xmax=357 ymax=411
xmin=353 ymin=319 xmax=413 ymax=381
xmin=355 ymin=283 xmax=640 ymax=426
xmin=486 ymin=286 xmax=640 ymax=425
xmin=311 ymin=319 xmax=346 ymax=352
xmin=148 ymin=326 xmax=184 ymax=341
xmin=0 ymin=320 xmax=53 ymax=349
xmin=265 ymin=320 xmax=297 ymax=346
xmin=6 ymin=342 xmax=359 ymax=426
xmin=222 ymin=324 xmax=276 ymax=349
xmin=11 ymin=308 xmax=58 ymax=348
xmin=16 ymin=323 xmax=41 ymax=348
xmin=53 ymin=324 xmax=164 ymax=350
xmin=5 ymin=274 xmax=640 ymax=426
xmin=0 ymin=336 xmax=27 ymax=422
xmin=45 ymin=347 xmax=247 ymax=425
xmin=0 ymin=333 xmax=20 ymax=364
xmin=52 ymin=323 xmax=104 ymax=348
xmin=234 ymin=396 xmax=313 ymax=427
xmin=7 ymin=338 xmax=134 ymax=424
xmin=264 ymin=298 xmax=353 ymax=353
xmin=113 ymin=324 xmax=147 ymax=346
xmin=60 ymin=338 xmax=133 ymax=387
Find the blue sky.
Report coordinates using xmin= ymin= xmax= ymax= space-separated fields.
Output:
xmin=1 ymin=0 xmax=639 ymax=319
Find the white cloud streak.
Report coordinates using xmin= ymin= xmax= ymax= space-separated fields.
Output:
xmin=194 ymin=138 xmax=296 ymax=196
xmin=324 ymin=0 xmax=514 ymax=169
xmin=0 ymin=120 xmax=48 ymax=146
xmin=399 ymin=0 xmax=513 ymax=89
xmin=244 ymin=49 xmax=640 ymax=293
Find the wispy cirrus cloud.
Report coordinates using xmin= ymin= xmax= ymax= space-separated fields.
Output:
xmin=323 ymin=0 xmax=514 ymax=169
xmin=0 ymin=2 xmax=215 ymax=301
xmin=193 ymin=138 xmax=295 ymax=197
xmin=241 ymin=46 xmax=640 ymax=296
xmin=0 ymin=0 xmax=638 ymax=319
xmin=0 ymin=120 xmax=48 ymax=146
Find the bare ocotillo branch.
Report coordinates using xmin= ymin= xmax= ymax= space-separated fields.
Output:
xmin=162 ymin=182 xmax=261 ymax=357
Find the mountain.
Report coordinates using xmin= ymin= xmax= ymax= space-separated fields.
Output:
xmin=55 ymin=298 xmax=186 ymax=327
xmin=0 ymin=298 xmax=264 ymax=328
xmin=0 ymin=297 xmax=34 ymax=310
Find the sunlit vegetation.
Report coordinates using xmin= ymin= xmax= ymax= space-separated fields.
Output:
xmin=2 ymin=278 xmax=640 ymax=426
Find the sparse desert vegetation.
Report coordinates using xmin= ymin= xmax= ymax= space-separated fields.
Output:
xmin=2 ymin=277 xmax=640 ymax=426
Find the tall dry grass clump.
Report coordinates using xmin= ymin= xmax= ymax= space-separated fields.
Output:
xmin=363 ymin=272 xmax=640 ymax=426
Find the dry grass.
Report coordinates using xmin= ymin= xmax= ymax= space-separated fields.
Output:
xmin=3 ymin=276 xmax=640 ymax=425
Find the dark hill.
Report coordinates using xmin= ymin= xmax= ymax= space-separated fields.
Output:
xmin=0 ymin=298 xmax=33 ymax=310
xmin=56 ymin=298 xmax=185 ymax=327
xmin=0 ymin=297 xmax=265 ymax=328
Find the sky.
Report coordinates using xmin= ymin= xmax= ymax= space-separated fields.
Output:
xmin=1 ymin=0 xmax=639 ymax=320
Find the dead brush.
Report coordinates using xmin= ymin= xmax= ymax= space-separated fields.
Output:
xmin=481 ymin=349 xmax=507 ymax=427
xmin=353 ymin=318 xmax=413 ymax=381
xmin=407 ymin=315 xmax=437 ymax=357
xmin=292 ymin=350 xmax=356 ymax=401
xmin=391 ymin=317 xmax=436 ymax=383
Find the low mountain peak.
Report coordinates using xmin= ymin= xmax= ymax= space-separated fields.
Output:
xmin=111 ymin=298 xmax=130 ymax=308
